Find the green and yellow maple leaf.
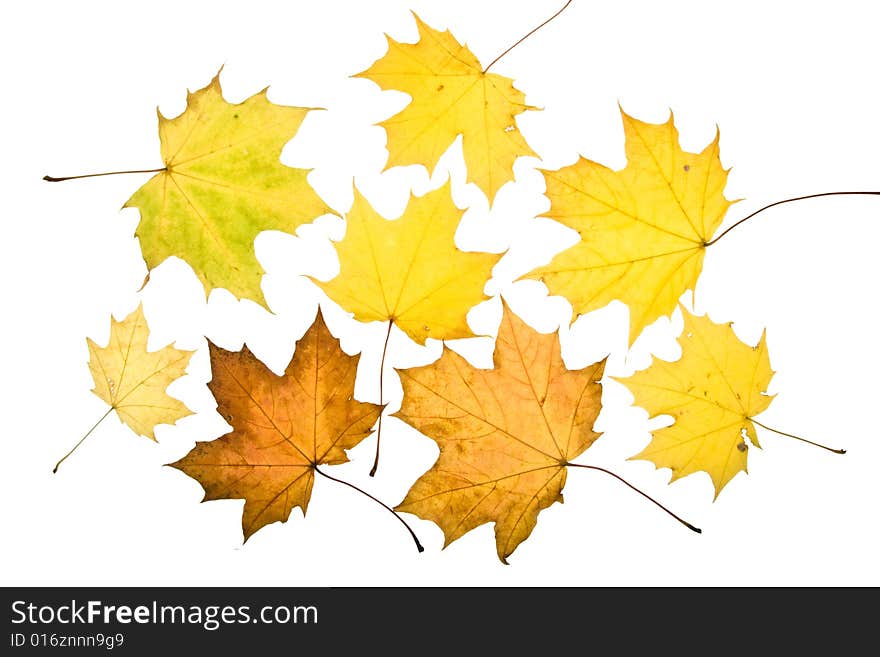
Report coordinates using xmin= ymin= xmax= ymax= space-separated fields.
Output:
xmin=125 ymin=71 xmax=334 ymax=306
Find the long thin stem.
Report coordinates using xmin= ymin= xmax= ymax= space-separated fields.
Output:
xmin=482 ymin=0 xmax=574 ymax=73
xmin=369 ymin=319 xmax=394 ymax=478
xmin=751 ymin=418 xmax=845 ymax=454
xmin=43 ymin=168 xmax=166 ymax=183
xmin=566 ymin=462 xmax=701 ymax=533
xmin=706 ymin=192 xmax=880 ymax=246
xmin=53 ymin=408 xmax=113 ymax=473
xmin=314 ymin=465 xmax=424 ymax=553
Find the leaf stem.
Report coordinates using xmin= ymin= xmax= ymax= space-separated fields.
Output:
xmin=53 ymin=408 xmax=114 ymax=473
xmin=43 ymin=168 xmax=166 ymax=183
xmin=566 ymin=462 xmax=701 ymax=533
xmin=482 ymin=0 xmax=574 ymax=73
xmin=314 ymin=465 xmax=424 ymax=553
xmin=751 ymin=418 xmax=845 ymax=454
xmin=369 ymin=319 xmax=394 ymax=477
xmin=706 ymin=191 xmax=880 ymax=246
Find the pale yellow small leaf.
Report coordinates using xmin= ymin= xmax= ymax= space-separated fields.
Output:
xmin=88 ymin=304 xmax=193 ymax=440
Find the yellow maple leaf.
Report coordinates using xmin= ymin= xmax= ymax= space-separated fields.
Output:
xmin=87 ymin=303 xmax=194 ymax=441
xmin=356 ymin=13 xmax=538 ymax=204
xmin=394 ymin=300 xmax=606 ymax=563
xmin=616 ymin=307 xmax=774 ymax=497
xmin=525 ymin=108 xmax=733 ymax=345
xmin=312 ymin=181 xmax=501 ymax=345
xmin=171 ymin=310 xmax=382 ymax=541
xmin=125 ymin=71 xmax=334 ymax=307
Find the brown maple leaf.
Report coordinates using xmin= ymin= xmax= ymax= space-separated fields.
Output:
xmin=171 ymin=309 xmax=390 ymax=542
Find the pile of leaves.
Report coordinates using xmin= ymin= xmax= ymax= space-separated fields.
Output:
xmin=47 ymin=4 xmax=859 ymax=563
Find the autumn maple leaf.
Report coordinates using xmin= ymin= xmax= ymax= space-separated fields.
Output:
xmin=313 ymin=181 xmax=501 ymax=345
xmin=124 ymin=71 xmax=334 ymax=307
xmin=311 ymin=180 xmax=501 ymax=474
xmin=170 ymin=309 xmax=385 ymax=541
xmin=394 ymin=300 xmax=607 ymax=562
xmin=618 ymin=307 xmax=848 ymax=497
xmin=54 ymin=304 xmax=193 ymax=472
xmin=356 ymin=12 xmax=538 ymax=205
xmin=616 ymin=307 xmax=774 ymax=497
xmin=87 ymin=304 xmax=193 ymax=440
xmin=524 ymin=108 xmax=733 ymax=345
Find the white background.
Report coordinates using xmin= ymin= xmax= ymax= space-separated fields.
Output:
xmin=2 ymin=0 xmax=879 ymax=586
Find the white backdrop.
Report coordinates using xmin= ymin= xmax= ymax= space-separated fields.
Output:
xmin=3 ymin=0 xmax=879 ymax=586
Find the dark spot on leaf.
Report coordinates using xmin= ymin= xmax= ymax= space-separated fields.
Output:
xmin=437 ymin=84 xmax=444 ymax=91
xmin=737 ymin=442 xmax=747 ymax=452
xmin=683 ymin=164 xmax=690 ymax=172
